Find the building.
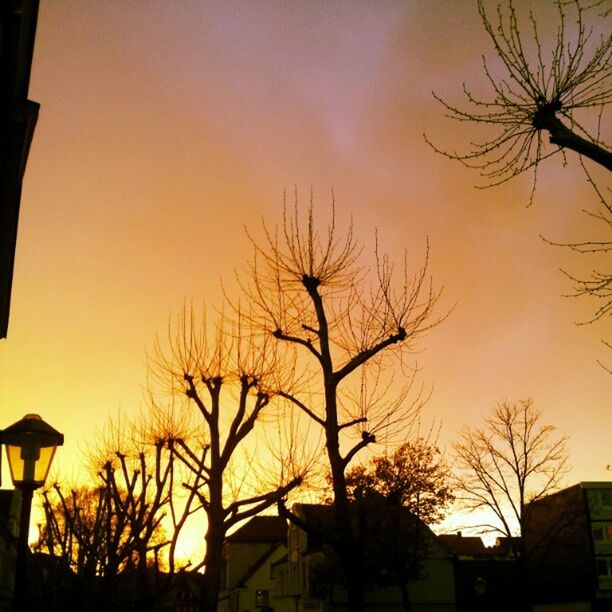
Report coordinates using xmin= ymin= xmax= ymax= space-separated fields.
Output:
xmin=219 ymin=515 xmax=288 ymax=612
xmin=219 ymin=505 xmax=457 ymax=611
xmin=525 ymin=481 xmax=612 ymax=611
xmin=438 ymin=533 xmax=491 ymax=560
xmin=439 ymin=532 xmax=519 ymax=612
xmin=0 ymin=0 xmax=41 ymax=338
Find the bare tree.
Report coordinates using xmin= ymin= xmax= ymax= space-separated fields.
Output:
xmin=453 ymin=399 xmax=569 ymax=605
xmin=35 ymin=433 xmax=192 ymax=611
xmin=428 ymin=0 xmax=611 ymax=366
xmin=241 ymin=199 xmax=443 ymax=611
xmin=552 ymin=206 xmax=611 ymax=371
xmin=151 ymin=306 xmax=303 ymax=612
xmin=427 ymin=0 xmax=611 ymax=195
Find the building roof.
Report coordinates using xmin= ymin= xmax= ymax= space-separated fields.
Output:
xmin=579 ymin=481 xmax=612 ymax=489
xmin=235 ymin=543 xmax=283 ymax=589
xmin=291 ymin=502 xmax=452 ymax=560
xmin=226 ymin=515 xmax=286 ymax=544
xmin=438 ymin=533 xmax=488 ymax=556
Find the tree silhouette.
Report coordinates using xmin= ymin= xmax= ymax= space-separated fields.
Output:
xmin=346 ymin=437 xmax=453 ymax=525
xmin=243 ymin=198 xmax=443 ymax=611
xmin=427 ymin=0 xmax=611 ymax=194
xmin=428 ymin=0 xmax=611 ymax=365
xmin=453 ymin=399 xmax=569 ymax=608
xmin=35 ymin=434 xmax=190 ymax=611
xmin=151 ymin=306 xmax=303 ymax=612
xmin=345 ymin=439 xmax=454 ymax=612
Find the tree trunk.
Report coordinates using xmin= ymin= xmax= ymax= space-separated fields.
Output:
xmin=200 ymin=522 xmax=225 ymax=612
xmin=200 ymin=469 xmax=226 ymax=612
xmin=307 ymin=276 xmax=368 ymax=611
xmin=397 ymin=564 xmax=412 ymax=612
xmin=327 ymin=424 xmax=365 ymax=612
xmin=515 ymin=555 xmax=532 ymax=612
xmin=341 ymin=551 xmax=366 ymax=612
xmin=399 ymin=580 xmax=412 ymax=612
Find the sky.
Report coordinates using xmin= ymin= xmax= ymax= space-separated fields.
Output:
xmin=1 ymin=0 xmax=610 ymax=512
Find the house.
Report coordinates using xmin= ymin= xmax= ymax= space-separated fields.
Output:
xmin=155 ymin=571 xmax=204 ymax=612
xmin=439 ymin=532 xmax=519 ymax=612
xmin=525 ymin=481 xmax=612 ymax=611
xmin=222 ymin=504 xmax=457 ymax=611
xmin=280 ymin=503 xmax=457 ymax=611
xmin=218 ymin=515 xmax=288 ymax=612
xmin=438 ymin=533 xmax=490 ymax=560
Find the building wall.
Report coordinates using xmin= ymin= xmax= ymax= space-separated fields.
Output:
xmin=219 ymin=540 xmax=287 ymax=612
xmin=409 ymin=554 xmax=456 ymax=609
xmin=525 ymin=482 xmax=612 ymax=608
xmin=276 ymin=517 xmax=456 ymax=611
xmin=224 ymin=541 xmax=280 ymax=592
xmin=583 ymin=484 xmax=612 ymax=597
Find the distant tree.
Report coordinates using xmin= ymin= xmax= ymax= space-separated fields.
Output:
xmin=345 ymin=439 xmax=454 ymax=612
xmin=453 ymin=399 xmax=569 ymax=608
xmin=346 ymin=438 xmax=454 ymax=524
xmin=151 ymin=306 xmax=303 ymax=612
xmin=244 ymin=199 xmax=444 ymax=611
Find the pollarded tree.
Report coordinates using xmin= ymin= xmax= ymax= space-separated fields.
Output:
xmin=242 ymin=199 xmax=444 ymax=611
xmin=428 ymin=0 xmax=611 ymax=363
xmin=151 ymin=306 xmax=303 ymax=612
xmin=428 ymin=0 xmax=611 ymax=192
xmin=453 ymin=398 xmax=569 ymax=607
xmin=35 ymin=432 xmax=193 ymax=611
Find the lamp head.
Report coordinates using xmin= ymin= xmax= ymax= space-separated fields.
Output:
xmin=1 ymin=414 xmax=64 ymax=488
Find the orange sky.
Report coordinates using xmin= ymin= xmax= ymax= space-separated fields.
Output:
xmin=1 ymin=1 xmax=610 ymax=499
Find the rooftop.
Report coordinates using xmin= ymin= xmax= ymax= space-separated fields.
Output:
xmin=226 ymin=515 xmax=286 ymax=544
xmin=438 ymin=533 xmax=488 ymax=556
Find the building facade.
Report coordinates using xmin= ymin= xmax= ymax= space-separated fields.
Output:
xmin=219 ymin=515 xmax=288 ymax=612
xmin=526 ymin=481 xmax=612 ymax=611
xmin=220 ymin=505 xmax=457 ymax=612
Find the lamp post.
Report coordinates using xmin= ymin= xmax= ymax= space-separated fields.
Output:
xmin=1 ymin=414 xmax=63 ymax=612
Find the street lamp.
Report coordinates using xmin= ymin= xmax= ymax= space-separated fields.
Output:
xmin=1 ymin=414 xmax=63 ymax=611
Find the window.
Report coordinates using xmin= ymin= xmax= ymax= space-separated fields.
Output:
xmin=255 ymin=590 xmax=269 ymax=607
xmin=592 ymin=524 xmax=612 ymax=541
xmin=596 ymin=559 xmax=608 ymax=576
xmin=596 ymin=557 xmax=612 ymax=576
xmin=600 ymin=490 xmax=612 ymax=507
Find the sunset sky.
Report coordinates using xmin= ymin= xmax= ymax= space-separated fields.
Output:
xmin=1 ymin=0 xmax=610 ymax=504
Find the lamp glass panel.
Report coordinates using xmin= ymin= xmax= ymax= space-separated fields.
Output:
xmin=5 ymin=443 xmax=57 ymax=487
